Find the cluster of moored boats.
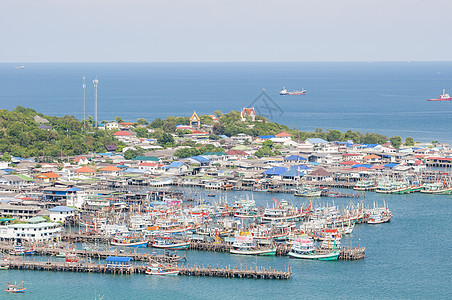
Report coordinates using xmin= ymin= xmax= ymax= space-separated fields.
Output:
xmin=79 ymin=197 xmax=392 ymax=262
xmin=354 ymin=179 xmax=452 ymax=194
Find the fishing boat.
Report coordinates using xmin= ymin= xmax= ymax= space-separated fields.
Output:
xmin=152 ymin=238 xmax=190 ymax=250
xmin=280 ymin=87 xmax=307 ymax=95
xmin=421 ymin=182 xmax=452 ymax=194
xmin=145 ymin=262 xmax=179 ymax=276
xmin=5 ymin=282 xmax=26 ymax=293
xmin=261 ymin=199 xmax=302 ymax=222
xmin=0 ymin=266 xmax=8 ymax=270
xmin=230 ymin=236 xmax=276 ymax=256
xmin=294 ymin=185 xmax=322 ymax=197
xmin=427 ymin=89 xmax=452 ymax=101
xmin=10 ymin=244 xmax=25 ymax=256
xmin=366 ymin=205 xmax=392 ymax=224
xmin=111 ymin=237 xmax=148 ymax=248
xmin=288 ymin=237 xmax=339 ymax=260
xmin=353 ymin=179 xmax=377 ymax=191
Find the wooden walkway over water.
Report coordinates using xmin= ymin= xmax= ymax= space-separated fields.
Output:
xmin=2 ymin=259 xmax=292 ymax=279
xmin=0 ymin=243 xmax=184 ymax=263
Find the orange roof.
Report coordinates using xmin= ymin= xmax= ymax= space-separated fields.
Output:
xmin=74 ymin=156 xmax=87 ymax=162
xmin=36 ymin=172 xmax=60 ymax=179
xmin=114 ymin=131 xmax=132 ymax=136
xmin=77 ymin=166 xmax=96 ymax=173
xmin=99 ymin=166 xmax=121 ymax=172
xmin=275 ymin=132 xmax=292 ymax=137
xmin=119 ymin=122 xmax=134 ymax=126
xmin=242 ymin=108 xmax=255 ymax=116
xmin=364 ymin=154 xmax=380 ymax=159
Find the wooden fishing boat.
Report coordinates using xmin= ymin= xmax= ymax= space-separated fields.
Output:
xmin=152 ymin=238 xmax=190 ymax=250
xmin=111 ymin=238 xmax=148 ymax=248
xmin=288 ymin=238 xmax=339 ymax=260
xmin=145 ymin=262 xmax=179 ymax=276
xmin=230 ymin=236 xmax=276 ymax=256
xmin=5 ymin=282 xmax=26 ymax=293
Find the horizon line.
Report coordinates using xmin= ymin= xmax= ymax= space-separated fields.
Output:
xmin=2 ymin=60 xmax=452 ymax=64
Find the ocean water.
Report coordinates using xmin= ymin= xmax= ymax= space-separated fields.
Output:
xmin=1 ymin=189 xmax=451 ymax=300
xmin=0 ymin=62 xmax=451 ymax=143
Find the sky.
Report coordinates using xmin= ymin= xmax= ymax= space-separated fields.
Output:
xmin=0 ymin=0 xmax=451 ymax=62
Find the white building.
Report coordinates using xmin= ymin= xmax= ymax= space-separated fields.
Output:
xmin=0 ymin=219 xmax=62 ymax=242
xmin=48 ymin=206 xmax=76 ymax=222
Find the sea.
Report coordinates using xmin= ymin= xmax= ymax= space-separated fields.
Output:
xmin=0 ymin=62 xmax=451 ymax=299
xmin=1 ymin=190 xmax=451 ymax=299
xmin=0 ymin=62 xmax=451 ymax=143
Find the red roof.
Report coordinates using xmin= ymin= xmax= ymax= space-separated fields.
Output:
xmin=226 ymin=150 xmax=249 ymax=156
xmin=242 ymin=108 xmax=255 ymax=116
xmin=77 ymin=166 xmax=96 ymax=173
xmin=370 ymin=165 xmax=385 ymax=169
xmin=426 ymin=157 xmax=452 ymax=161
xmin=74 ymin=156 xmax=87 ymax=162
xmin=41 ymin=172 xmax=60 ymax=178
xmin=191 ymin=130 xmax=209 ymax=135
xmin=114 ymin=131 xmax=132 ymax=136
xmin=340 ymin=161 xmax=357 ymax=165
xmin=99 ymin=166 xmax=121 ymax=172
xmin=275 ymin=132 xmax=292 ymax=137
xmin=342 ymin=153 xmax=361 ymax=156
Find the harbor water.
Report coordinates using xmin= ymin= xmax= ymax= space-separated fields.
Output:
xmin=1 ymin=190 xmax=451 ymax=299
xmin=0 ymin=62 xmax=451 ymax=143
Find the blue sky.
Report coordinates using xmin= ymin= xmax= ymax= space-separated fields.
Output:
xmin=1 ymin=0 xmax=450 ymax=62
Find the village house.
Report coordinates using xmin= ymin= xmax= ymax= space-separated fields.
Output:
xmin=35 ymin=172 xmax=60 ymax=183
xmin=74 ymin=156 xmax=89 ymax=165
xmin=48 ymin=206 xmax=77 ymax=223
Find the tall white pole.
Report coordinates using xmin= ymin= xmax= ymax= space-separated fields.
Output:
xmin=93 ymin=78 xmax=98 ymax=128
xmin=83 ymin=76 xmax=86 ymax=130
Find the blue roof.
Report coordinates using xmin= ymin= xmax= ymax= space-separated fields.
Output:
xmin=359 ymin=144 xmax=379 ymax=148
xmin=284 ymin=155 xmax=307 ymax=161
xmin=306 ymin=138 xmax=328 ymax=144
xmin=384 ymin=163 xmax=399 ymax=168
xmin=66 ymin=187 xmax=81 ymax=192
xmin=106 ymin=256 xmax=132 ymax=262
xmin=190 ymin=156 xmax=210 ymax=162
xmin=48 ymin=206 xmax=76 ymax=212
xmin=259 ymin=135 xmax=275 ymax=139
xmin=352 ymin=164 xmax=373 ymax=169
xmin=264 ymin=167 xmax=288 ymax=176
xmin=290 ymin=165 xmax=310 ymax=170
xmin=169 ymin=161 xmax=184 ymax=168
xmin=281 ymin=169 xmax=306 ymax=177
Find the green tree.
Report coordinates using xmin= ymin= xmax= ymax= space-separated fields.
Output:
xmin=137 ymin=118 xmax=148 ymax=125
xmin=158 ymin=133 xmax=175 ymax=148
xmin=390 ymin=136 xmax=402 ymax=148
xmin=326 ymin=129 xmax=342 ymax=142
xmin=213 ymin=110 xmax=223 ymax=118
xmin=133 ymin=127 xmax=149 ymax=138
xmin=405 ymin=137 xmax=414 ymax=146
xmin=115 ymin=116 xmax=124 ymax=123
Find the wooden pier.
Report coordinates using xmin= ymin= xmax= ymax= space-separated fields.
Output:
xmin=2 ymin=259 xmax=292 ymax=279
xmin=339 ymin=247 xmax=366 ymax=260
xmin=0 ymin=243 xmax=184 ymax=263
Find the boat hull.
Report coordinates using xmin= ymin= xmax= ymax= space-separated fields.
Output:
xmin=111 ymin=241 xmax=148 ymax=248
xmin=288 ymin=251 xmax=339 ymax=260
xmin=230 ymin=248 xmax=276 ymax=256
xmin=152 ymin=242 xmax=190 ymax=250
xmin=145 ymin=270 xmax=179 ymax=276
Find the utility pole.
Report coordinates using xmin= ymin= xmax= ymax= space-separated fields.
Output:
xmin=93 ymin=78 xmax=98 ymax=128
xmin=83 ymin=76 xmax=86 ymax=130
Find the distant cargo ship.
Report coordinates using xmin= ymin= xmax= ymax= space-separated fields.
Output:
xmin=280 ymin=87 xmax=306 ymax=95
xmin=15 ymin=65 xmax=25 ymax=70
xmin=427 ymin=89 xmax=451 ymax=101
